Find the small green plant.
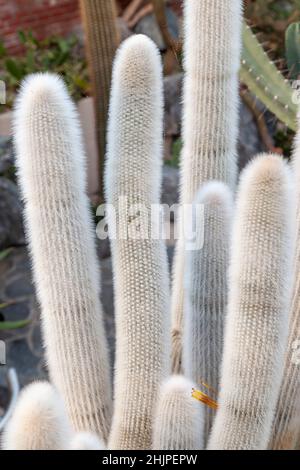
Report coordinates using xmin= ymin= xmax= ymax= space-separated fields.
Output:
xmin=0 ymin=319 xmax=30 ymax=331
xmin=0 ymin=248 xmax=12 ymax=261
xmin=0 ymin=31 xmax=89 ymax=110
xmin=168 ymin=138 xmax=181 ymax=168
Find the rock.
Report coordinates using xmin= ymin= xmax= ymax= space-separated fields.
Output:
xmin=134 ymin=8 xmax=179 ymax=51
xmin=5 ymin=278 xmax=33 ymax=299
xmin=100 ymin=256 xmax=115 ymax=371
xmin=96 ymin=237 xmax=111 ymax=260
xmin=238 ymin=101 xmax=264 ymax=170
xmin=117 ymin=17 xmax=133 ymax=42
xmin=162 ymin=165 xmax=179 ymax=209
xmin=164 ymin=73 xmax=182 ymax=138
xmin=5 ymin=339 xmax=47 ymax=387
xmin=0 ymin=178 xmax=25 ymax=250
xmin=0 ymin=136 xmax=14 ymax=174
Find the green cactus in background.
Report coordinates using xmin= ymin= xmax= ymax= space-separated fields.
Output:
xmin=79 ymin=0 xmax=119 ymax=201
xmin=285 ymin=22 xmax=300 ymax=79
xmin=241 ymin=22 xmax=298 ymax=132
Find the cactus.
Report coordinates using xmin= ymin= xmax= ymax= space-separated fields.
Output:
xmin=241 ymin=22 xmax=297 ymax=132
xmin=5 ymin=0 xmax=300 ymax=452
xmin=152 ymin=376 xmax=204 ymax=450
xmin=14 ymin=73 xmax=112 ymax=441
xmin=183 ymin=181 xmax=233 ymax=443
xmin=208 ymin=154 xmax=295 ymax=450
xmin=171 ymin=0 xmax=242 ymax=374
xmin=285 ymin=22 xmax=300 ymax=80
xmin=2 ymin=382 xmax=72 ymax=450
xmin=79 ymin=0 xmax=119 ymax=200
xmin=105 ymin=35 xmax=170 ymax=450
xmin=270 ymin=114 xmax=300 ymax=450
xmin=70 ymin=433 xmax=105 ymax=450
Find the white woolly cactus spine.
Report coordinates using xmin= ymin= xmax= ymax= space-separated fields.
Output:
xmin=171 ymin=0 xmax=243 ymax=373
xmin=208 ymin=154 xmax=295 ymax=450
xmin=183 ymin=181 xmax=233 ymax=442
xmin=70 ymin=432 xmax=105 ymax=450
xmin=14 ymin=73 xmax=112 ymax=440
xmin=2 ymin=382 xmax=72 ymax=450
xmin=105 ymin=35 xmax=170 ymax=449
xmin=152 ymin=376 xmax=204 ymax=450
xmin=270 ymin=116 xmax=300 ymax=450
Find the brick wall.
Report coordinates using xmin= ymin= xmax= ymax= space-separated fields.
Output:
xmin=0 ymin=0 xmax=183 ymax=55
xmin=0 ymin=0 xmax=81 ymax=55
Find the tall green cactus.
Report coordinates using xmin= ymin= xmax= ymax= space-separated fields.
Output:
xmin=79 ymin=0 xmax=119 ymax=200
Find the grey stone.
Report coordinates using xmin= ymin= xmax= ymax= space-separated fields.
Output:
xmin=5 ymin=278 xmax=33 ymax=299
xmin=117 ymin=17 xmax=133 ymax=42
xmin=5 ymin=339 xmax=47 ymax=387
xmin=164 ymin=73 xmax=182 ymax=138
xmin=161 ymin=165 xmax=179 ymax=208
xmin=238 ymin=101 xmax=264 ymax=171
xmin=100 ymin=256 xmax=115 ymax=370
xmin=134 ymin=8 xmax=179 ymax=51
xmin=0 ymin=301 xmax=30 ymax=323
xmin=0 ymin=178 xmax=25 ymax=250
xmin=96 ymin=237 xmax=111 ymax=260
xmin=0 ymin=137 xmax=14 ymax=174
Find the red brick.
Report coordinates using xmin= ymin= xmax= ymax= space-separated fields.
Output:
xmin=0 ymin=0 xmax=80 ymax=54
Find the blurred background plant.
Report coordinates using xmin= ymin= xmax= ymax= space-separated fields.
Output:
xmin=0 ymin=31 xmax=89 ymax=111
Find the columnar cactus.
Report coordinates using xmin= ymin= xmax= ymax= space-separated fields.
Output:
xmin=152 ymin=376 xmax=204 ymax=450
xmin=171 ymin=0 xmax=242 ymax=373
xmin=208 ymin=154 xmax=295 ymax=450
xmin=105 ymin=35 xmax=170 ymax=450
xmin=4 ymin=0 xmax=300 ymax=452
xmin=270 ymin=117 xmax=300 ymax=450
xmin=79 ymin=0 xmax=119 ymax=198
xmin=183 ymin=181 xmax=233 ymax=442
xmin=14 ymin=74 xmax=112 ymax=440
xmin=2 ymin=382 xmax=72 ymax=450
